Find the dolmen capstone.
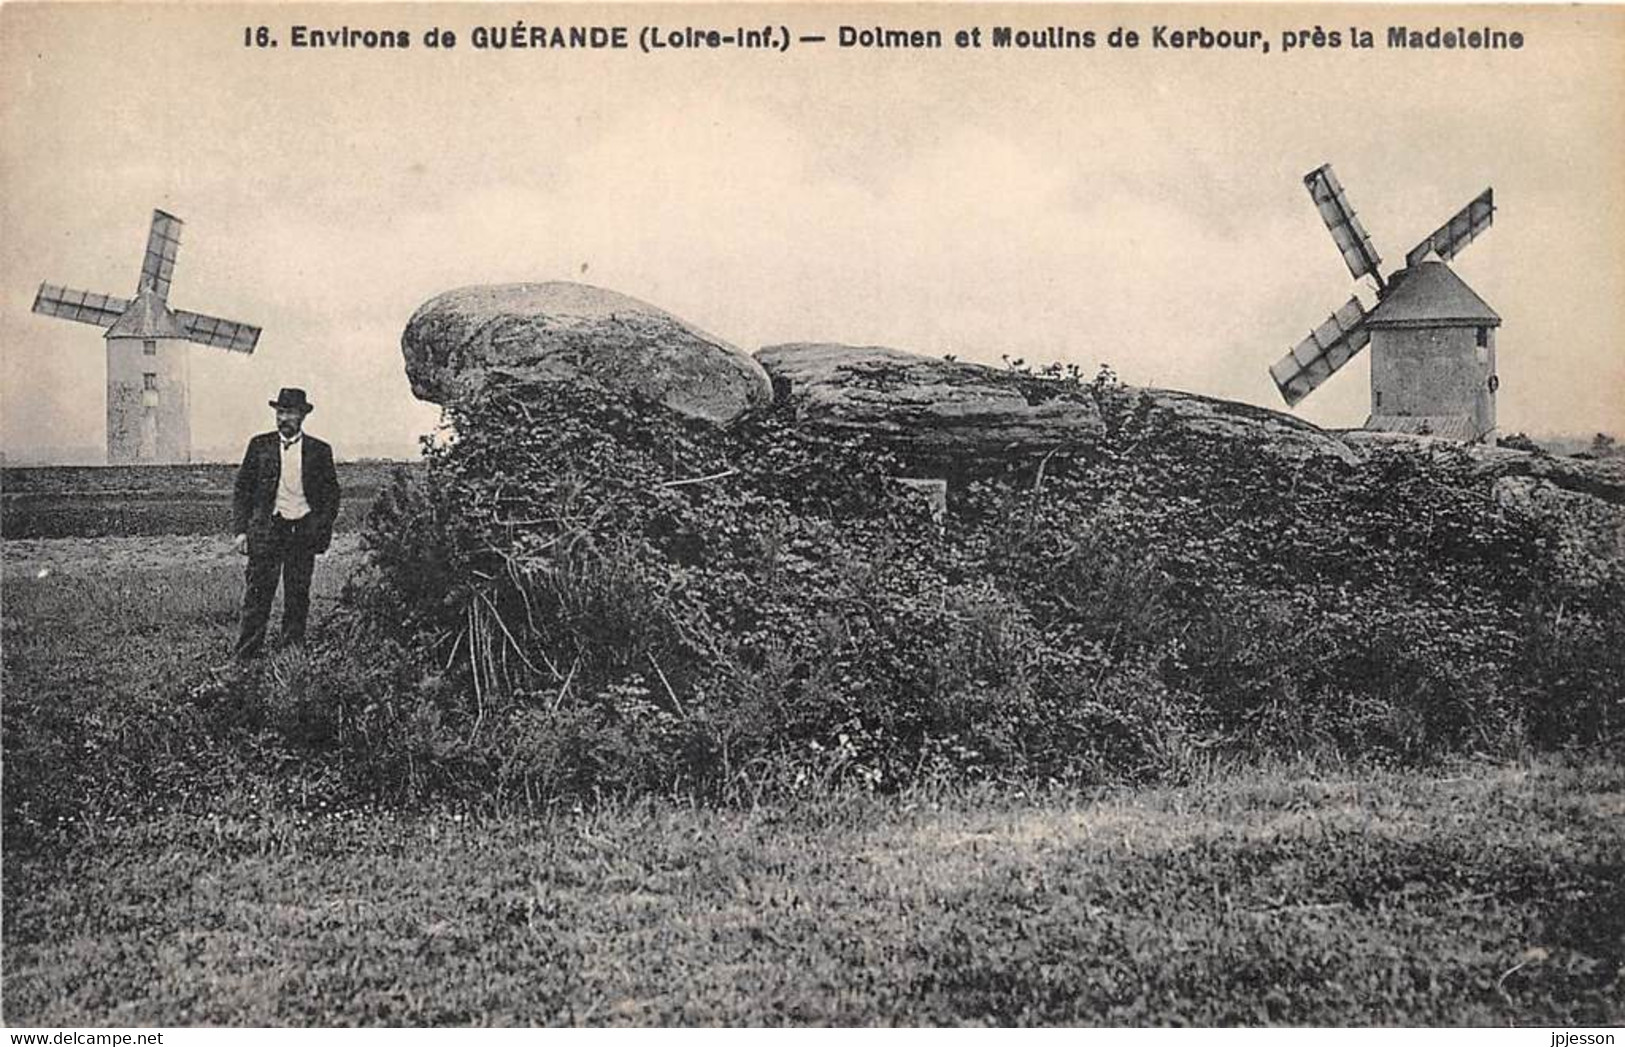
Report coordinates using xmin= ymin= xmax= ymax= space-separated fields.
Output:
xmin=754 ymin=342 xmax=1105 ymax=460
xmin=402 ymin=282 xmax=772 ymax=424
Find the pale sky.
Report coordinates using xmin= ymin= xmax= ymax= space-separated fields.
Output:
xmin=3 ymin=3 xmax=1622 ymax=461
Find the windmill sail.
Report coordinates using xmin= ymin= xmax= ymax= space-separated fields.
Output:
xmin=35 ymin=210 xmax=260 ymax=352
xmin=138 ymin=210 xmax=183 ymax=300
xmin=1269 ymin=297 xmax=1370 ymax=407
xmin=1303 ymin=164 xmax=1385 ymax=286
xmin=1405 ymin=188 xmax=1494 ymax=268
xmin=175 ymin=309 xmax=260 ymax=353
xmin=32 ymin=284 xmax=131 ymax=328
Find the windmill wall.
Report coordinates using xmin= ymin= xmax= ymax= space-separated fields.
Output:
xmin=1368 ymin=325 xmax=1496 ymax=439
xmin=106 ymin=337 xmax=190 ymax=463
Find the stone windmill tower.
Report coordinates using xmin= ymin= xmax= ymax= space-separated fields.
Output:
xmin=32 ymin=210 xmax=261 ymax=463
xmin=1269 ymin=165 xmax=1500 ymax=441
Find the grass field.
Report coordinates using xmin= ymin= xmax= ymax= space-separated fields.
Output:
xmin=3 ymin=762 xmax=1622 ymax=1025
xmin=3 ymin=528 xmax=1622 ymax=1026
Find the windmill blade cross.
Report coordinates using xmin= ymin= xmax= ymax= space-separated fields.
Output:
xmin=1304 ymin=164 xmax=1385 ymax=287
xmin=138 ymin=210 xmax=183 ymax=300
xmin=32 ymin=284 xmax=131 ymax=329
xmin=1269 ymin=297 xmax=1371 ymax=407
xmin=1405 ymin=188 xmax=1494 ymax=268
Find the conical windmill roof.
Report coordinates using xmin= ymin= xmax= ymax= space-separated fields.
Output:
xmin=105 ymin=289 xmax=185 ymax=339
xmin=1366 ymin=260 xmax=1500 ymax=329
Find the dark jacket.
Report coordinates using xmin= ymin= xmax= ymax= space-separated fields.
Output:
xmin=232 ymin=432 xmax=341 ymax=552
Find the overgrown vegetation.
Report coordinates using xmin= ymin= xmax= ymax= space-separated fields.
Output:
xmin=220 ymin=369 xmax=1625 ymax=808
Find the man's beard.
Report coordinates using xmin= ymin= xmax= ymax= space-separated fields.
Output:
xmin=278 ymin=421 xmax=301 ymax=438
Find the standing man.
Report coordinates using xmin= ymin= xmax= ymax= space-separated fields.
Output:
xmin=232 ymin=388 xmax=341 ymax=659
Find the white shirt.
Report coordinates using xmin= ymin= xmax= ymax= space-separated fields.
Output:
xmin=275 ymin=434 xmax=311 ymax=520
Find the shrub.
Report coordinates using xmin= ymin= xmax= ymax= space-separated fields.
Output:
xmin=1499 ymin=431 xmax=1543 ymax=454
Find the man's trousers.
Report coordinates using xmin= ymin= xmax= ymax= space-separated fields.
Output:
xmin=236 ymin=515 xmax=318 ymax=658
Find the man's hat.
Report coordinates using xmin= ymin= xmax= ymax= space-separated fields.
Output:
xmin=269 ymin=387 xmax=314 ymax=414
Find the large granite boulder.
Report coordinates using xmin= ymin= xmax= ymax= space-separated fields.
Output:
xmin=1136 ymin=387 xmax=1361 ymax=465
xmin=403 ymin=283 xmax=772 ymax=424
xmin=755 ymin=342 xmax=1104 ymax=459
xmin=754 ymin=342 xmax=1361 ymax=465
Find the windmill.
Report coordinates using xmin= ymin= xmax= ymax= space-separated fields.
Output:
xmin=1269 ymin=165 xmax=1501 ymax=442
xmin=32 ymin=210 xmax=261 ymax=463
